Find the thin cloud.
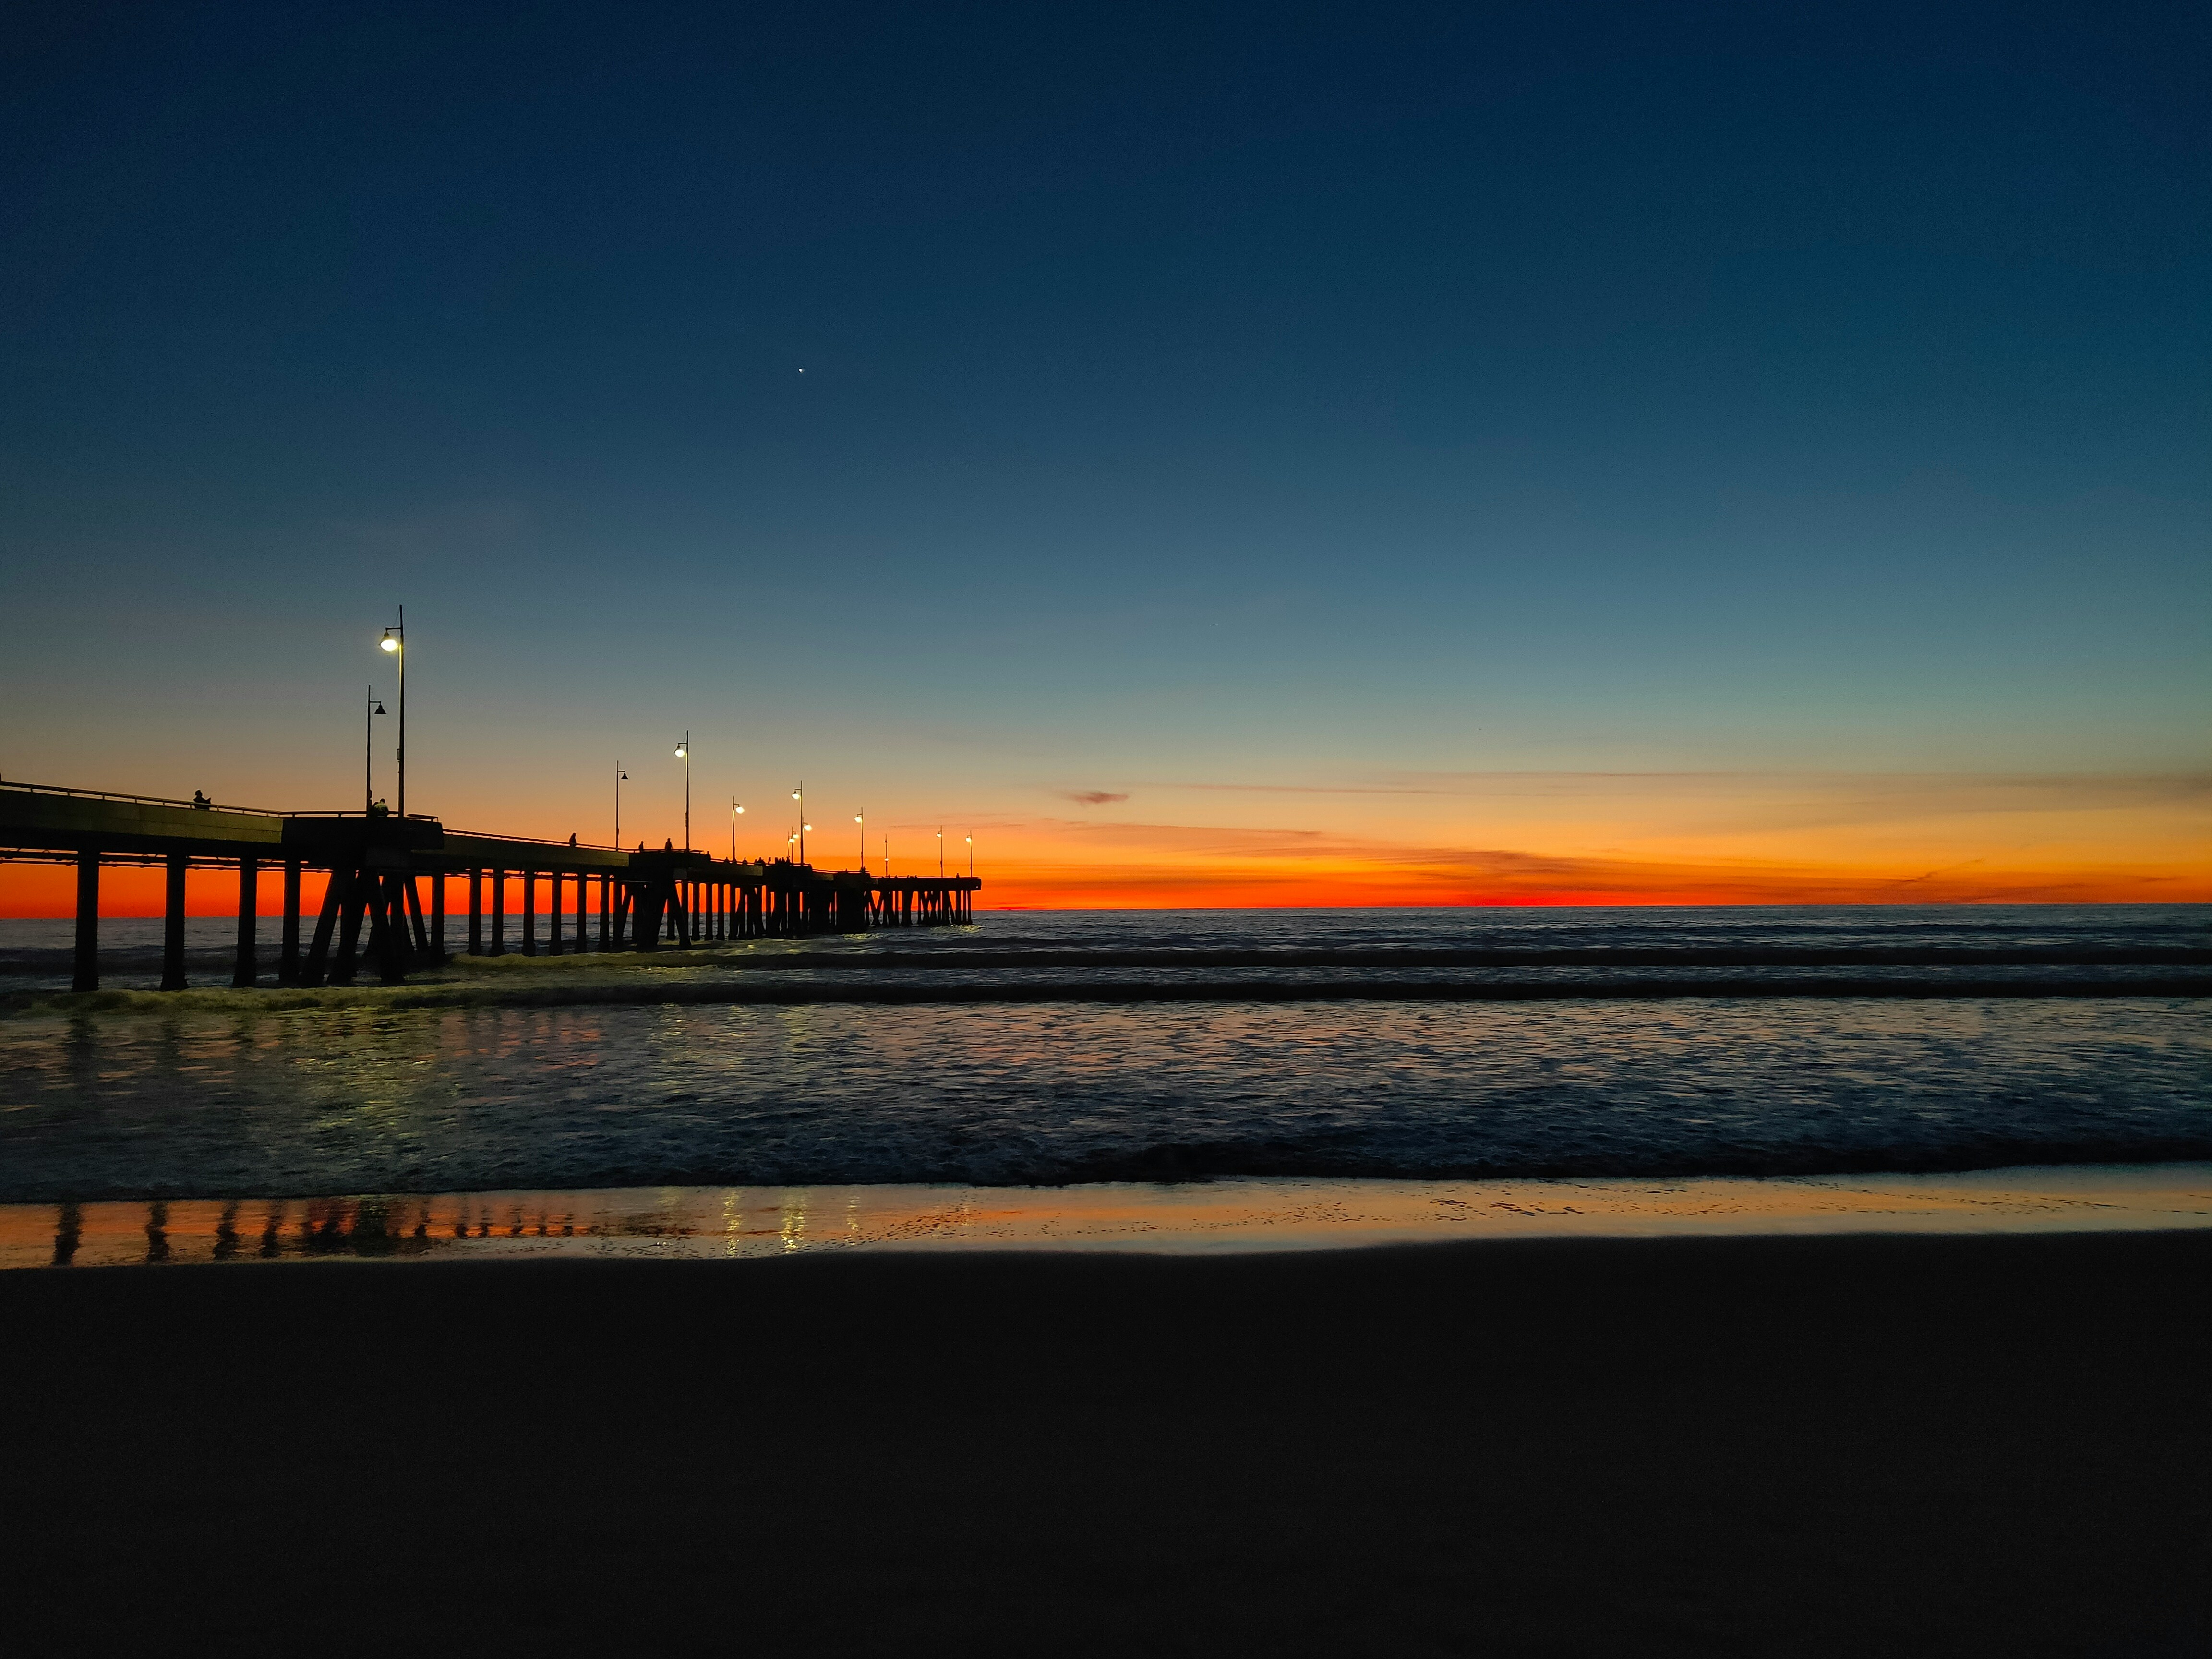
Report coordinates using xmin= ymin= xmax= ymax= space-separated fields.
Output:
xmin=1059 ymin=790 xmax=1130 ymax=806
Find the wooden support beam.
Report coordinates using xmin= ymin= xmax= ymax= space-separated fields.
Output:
xmin=280 ymin=859 xmax=302 ymax=985
xmin=231 ymin=858 xmax=258 ymax=987
xmin=332 ymin=861 xmax=368 ymax=984
xmin=492 ymin=869 xmax=506 ymax=957
xmin=403 ymin=876 xmax=431 ymax=960
xmin=430 ymin=871 xmax=445 ymax=962
xmin=301 ymin=865 xmax=348 ymax=986
xmin=522 ymin=869 xmax=537 ymax=956
xmin=468 ymin=869 xmax=483 ymax=955
xmin=72 ymin=850 xmax=98 ymax=992
xmin=161 ymin=853 xmax=188 ymax=991
xmin=373 ymin=873 xmax=412 ymax=985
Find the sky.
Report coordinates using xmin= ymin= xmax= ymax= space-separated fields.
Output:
xmin=2 ymin=0 xmax=2206 ymax=910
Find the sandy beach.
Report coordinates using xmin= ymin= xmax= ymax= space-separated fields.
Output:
xmin=6 ymin=1229 xmax=2206 ymax=1653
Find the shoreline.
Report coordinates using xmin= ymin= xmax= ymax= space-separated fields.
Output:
xmin=8 ymin=1163 xmax=2208 ymax=1267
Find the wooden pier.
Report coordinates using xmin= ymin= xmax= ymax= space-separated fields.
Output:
xmin=0 ymin=782 xmax=979 ymax=991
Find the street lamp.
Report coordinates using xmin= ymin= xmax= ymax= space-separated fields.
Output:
xmin=732 ymin=799 xmax=744 ymax=863
xmin=966 ymin=833 xmax=974 ymax=878
xmin=791 ymin=782 xmax=804 ymax=865
xmin=675 ymin=734 xmax=691 ymax=851
xmin=855 ymin=811 xmax=865 ymax=873
xmin=937 ymin=827 xmax=943 ymax=877
xmin=615 ymin=765 xmax=628 ymax=846
xmin=378 ymin=608 xmax=405 ymax=818
xmin=364 ymin=687 xmax=387 ymax=811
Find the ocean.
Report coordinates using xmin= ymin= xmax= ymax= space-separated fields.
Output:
xmin=1 ymin=904 xmax=2205 ymax=1206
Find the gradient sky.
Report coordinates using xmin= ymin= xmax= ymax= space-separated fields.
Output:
xmin=3 ymin=0 xmax=2206 ymax=908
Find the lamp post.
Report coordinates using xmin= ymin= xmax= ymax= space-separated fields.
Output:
xmin=675 ymin=734 xmax=691 ymax=850
xmin=966 ymin=833 xmax=974 ymax=878
xmin=792 ymin=783 xmax=804 ymax=865
xmin=364 ymin=687 xmax=387 ymax=810
xmin=378 ymin=609 xmax=405 ymax=818
xmin=732 ymin=799 xmax=744 ymax=862
xmin=937 ymin=827 xmax=944 ymax=878
xmin=855 ymin=811 xmax=865 ymax=873
xmin=615 ymin=765 xmax=627 ymax=846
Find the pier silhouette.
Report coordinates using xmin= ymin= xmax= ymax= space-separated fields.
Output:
xmin=0 ymin=781 xmax=979 ymax=991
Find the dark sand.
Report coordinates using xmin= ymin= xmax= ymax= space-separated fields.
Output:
xmin=5 ymin=1232 xmax=2207 ymax=1654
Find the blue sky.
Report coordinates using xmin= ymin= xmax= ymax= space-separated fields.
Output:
xmin=1 ymin=0 xmax=2204 ymax=890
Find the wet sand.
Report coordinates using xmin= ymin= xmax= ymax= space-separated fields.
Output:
xmin=6 ymin=1231 xmax=2208 ymax=1653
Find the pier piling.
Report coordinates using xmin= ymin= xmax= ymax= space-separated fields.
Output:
xmin=232 ymin=858 xmax=258 ymax=987
xmin=73 ymin=849 xmax=99 ymax=992
xmin=280 ymin=859 xmax=302 ymax=985
xmin=161 ymin=853 xmax=188 ymax=990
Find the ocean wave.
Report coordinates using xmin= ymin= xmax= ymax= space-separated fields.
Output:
xmin=5 ymin=971 xmax=2208 ymax=1017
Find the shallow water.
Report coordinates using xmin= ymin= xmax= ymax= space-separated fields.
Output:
xmin=1 ymin=905 xmax=2205 ymax=1201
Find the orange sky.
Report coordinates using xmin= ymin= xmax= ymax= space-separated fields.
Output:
xmin=5 ymin=769 xmax=2204 ymax=915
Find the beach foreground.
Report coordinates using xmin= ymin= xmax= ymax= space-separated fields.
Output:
xmin=7 ymin=1231 xmax=2208 ymax=1654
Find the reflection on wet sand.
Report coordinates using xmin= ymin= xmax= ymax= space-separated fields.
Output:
xmin=1 ymin=1165 xmax=2207 ymax=1269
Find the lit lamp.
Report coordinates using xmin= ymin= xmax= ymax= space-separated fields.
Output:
xmin=674 ymin=734 xmax=690 ymax=850
xmin=377 ymin=607 xmax=405 ymax=817
xmin=855 ymin=811 xmax=865 ymax=873
xmin=732 ymin=799 xmax=745 ymax=863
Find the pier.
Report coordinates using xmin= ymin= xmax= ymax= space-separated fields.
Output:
xmin=0 ymin=782 xmax=979 ymax=991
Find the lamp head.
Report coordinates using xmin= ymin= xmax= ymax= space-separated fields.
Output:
xmin=373 ymin=701 xmax=387 ymax=715
xmin=734 ymin=804 xmax=744 ymax=815
xmin=379 ymin=634 xmax=398 ymax=653
xmin=674 ymin=745 xmax=686 ymax=758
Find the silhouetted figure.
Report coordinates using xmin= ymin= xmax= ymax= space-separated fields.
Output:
xmin=568 ymin=833 xmax=577 ymax=847
xmin=191 ymin=790 xmax=211 ymax=809
xmin=368 ymin=798 xmax=390 ymax=818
